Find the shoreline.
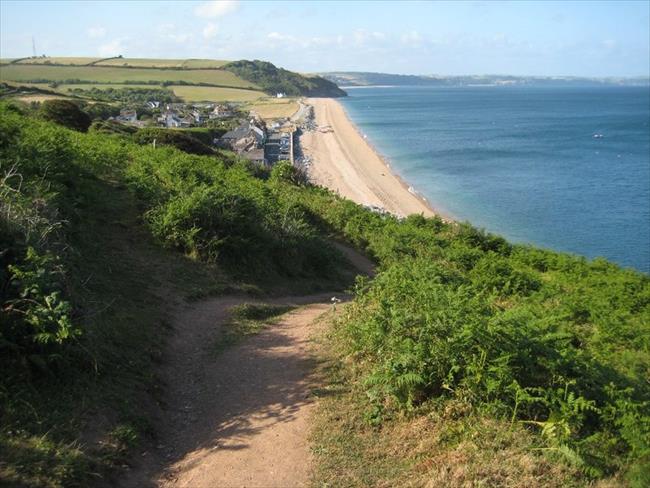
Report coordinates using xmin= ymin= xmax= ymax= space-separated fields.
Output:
xmin=300 ymin=97 xmax=449 ymax=220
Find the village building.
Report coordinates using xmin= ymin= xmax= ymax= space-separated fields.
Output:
xmin=118 ymin=109 xmax=137 ymax=123
xmin=220 ymin=121 xmax=266 ymax=152
xmin=241 ymin=148 xmax=266 ymax=166
xmin=264 ymin=132 xmax=291 ymax=164
xmin=209 ymin=104 xmax=233 ymax=119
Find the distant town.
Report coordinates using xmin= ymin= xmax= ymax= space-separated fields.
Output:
xmin=107 ymin=94 xmax=309 ymax=167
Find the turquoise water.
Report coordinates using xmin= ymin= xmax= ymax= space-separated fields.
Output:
xmin=340 ymin=86 xmax=650 ymax=273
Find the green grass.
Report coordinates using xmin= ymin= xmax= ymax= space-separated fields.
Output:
xmin=0 ymin=172 xmax=236 ymax=486
xmin=309 ymin=310 xmax=621 ymax=488
xmin=96 ymin=58 xmax=229 ymax=69
xmin=12 ymin=57 xmax=102 ymax=65
xmin=2 ymin=100 xmax=647 ymax=487
xmin=59 ymin=83 xmax=156 ymax=92
xmin=0 ymin=64 xmax=259 ymax=88
xmin=171 ymin=85 xmax=265 ymax=102
xmin=248 ymin=98 xmax=300 ymax=119
xmin=46 ymin=83 xmax=265 ymax=102
xmin=214 ymin=303 xmax=296 ymax=354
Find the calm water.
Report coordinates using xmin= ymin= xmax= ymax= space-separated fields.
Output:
xmin=340 ymin=85 xmax=650 ymax=273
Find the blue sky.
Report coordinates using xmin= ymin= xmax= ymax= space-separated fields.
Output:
xmin=1 ymin=0 xmax=648 ymax=77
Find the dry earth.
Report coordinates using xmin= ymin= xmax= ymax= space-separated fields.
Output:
xmin=118 ymin=246 xmax=373 ymax=487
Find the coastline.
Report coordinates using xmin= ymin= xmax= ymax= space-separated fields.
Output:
xmin=300 ymin=97 xmax=445 ymax=219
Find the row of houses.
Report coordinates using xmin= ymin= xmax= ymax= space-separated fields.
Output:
xmin=157 ymin=103 xmax=235 ymax=128
xmin=111 ymin=102 xmax=236 ymax=128
xmin=219 ymin=119 xmax=292 ymax=166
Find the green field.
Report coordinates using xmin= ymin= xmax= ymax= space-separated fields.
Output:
xmin=59 ymin=83 xmax=156 ymax=92
xmin=3 ymin=81 xmax=266 ymax=103
xmin=10 ymin=57 xmax=101 ymax=65
xmin=171 ymin=85 xmax=265 ymax=102
xmin=0 ymin=64 xmax=258 ymax=88
xmin=65 ymin=83 xmax=266 ymax=103
xmin=248 ymin=98 xmax=300 ymax=119
xmin=95 ymin=58 xmax=229 ymax=69
xmin=0 ymin=57 xmax=230 ymax=69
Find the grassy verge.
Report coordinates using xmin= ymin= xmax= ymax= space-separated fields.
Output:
xmin=214 ymin=303 xmax=296 ymax=354
xmin=0 ymin=175 xmax=231 ymax=487
xmin=309 ymin=308 xmax=623 ymax=488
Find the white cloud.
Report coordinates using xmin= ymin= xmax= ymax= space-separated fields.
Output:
xmin=87 ymin=26 xmax=106 ymax=39
xmin=267 ymin=31 xmax=295 ymax=42
xmin=194 ymin=0 xmax=238 ymax=18
xmin=157 ymin=23 xmax=175 ymax=32
xmin=168 ymin=33 xmax=193 ymax=43
xmin=98 ymin=38 xmax=125 ymax=57
xmin=352 ymin=29 xmax=386 ymax=46
xmin=401 ymin=30 xmax=423 ymax=46
xmin=203 ymin=22 xmax=219 ymax=39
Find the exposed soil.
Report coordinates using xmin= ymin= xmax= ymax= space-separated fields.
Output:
xmin=118 ymin=245 xmax=374 ymax=487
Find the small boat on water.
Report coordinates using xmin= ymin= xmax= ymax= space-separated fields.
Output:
xmin=593 ymin=133 xmax=604 ymax=139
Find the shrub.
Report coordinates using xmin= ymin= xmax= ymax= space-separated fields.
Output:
xmin=132 ymin=128 xmax=214 ymax=155
xmin=39 ymin=99 xmax=91 ymax=132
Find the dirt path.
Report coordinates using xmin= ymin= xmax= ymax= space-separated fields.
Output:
xmin=118 ymin=293 xmax=344 ymax=488
xmin=117 ymin=243 xmax=374 ymax=488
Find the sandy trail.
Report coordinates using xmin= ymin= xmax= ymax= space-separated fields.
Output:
xmin=119 ymin=247 xmax=374 ymax=488
xmin=120 ymin=295 xmax=333 ymax=488
xmin=300 ymin=97 xmax=436 ymax=218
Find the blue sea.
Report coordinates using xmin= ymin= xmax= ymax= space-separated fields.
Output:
xmin=340 ymin=85 xmax=650 ymax=273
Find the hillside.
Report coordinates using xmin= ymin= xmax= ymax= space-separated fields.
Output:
xmin=224 ymin=60 xmax=347 ymax=97
xmin=0 ymin=57 xmax=347 ymax=102
xmin=1 ymin=100 xmax=648 ymax=487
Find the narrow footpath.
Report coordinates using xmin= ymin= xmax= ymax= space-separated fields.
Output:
xmin=119 ymin=246 xmax=374 ymax=487
xmin=120 ymin=295 xmax=331 ymax=487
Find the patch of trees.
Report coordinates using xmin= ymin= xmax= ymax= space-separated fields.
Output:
xmin=68 ymin=87 xmax=179 ymax=105
xmin=39 ymin=99 xmax=91 ymax=132
xmin=224 ymin=60 xmax=347 ymax=97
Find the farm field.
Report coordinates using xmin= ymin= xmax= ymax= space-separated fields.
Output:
xmin=95 ymin=58 xmax=229 ymax=68
xmin=171 ymin=85 xmax=265 ymax=102
xmin=248 ymin=98 xmax=300 ymax=119
xmin=13 ymin=57 xmax=102 ymax=65
xmin=14 ymin=93 xmax=75 ymax=103
xmin=60 ymin=83 xmax=158 ymax=92
xmin=0 ymin=57 xmax=230 ymax=68
xmin=0 ymin=64 xmax=259 ymax=88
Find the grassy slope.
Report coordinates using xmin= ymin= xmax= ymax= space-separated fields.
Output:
xmin=96 ymin=58 xmax=229 ymax=68
xmin=3 ymin=57 xmax=230 ymax=69
xmin=247 ymin=98 xmax=300 ymax=119
xmin=0 ymin=109 xmax=235 ymax=487
xmin=310 ymin=323 xmax=596 ymax=488
xmin=170 ymin=85 xmax=265 ymax=102
xmin=0 ymin=103 xmax=351 ymax=487
xmin=1 ymin=97 xmax=647 ymax=487
xmin=0 ymin=64 xmax=259 ymax=88
xmin=11 ymin=57 xmax=102 ymax=65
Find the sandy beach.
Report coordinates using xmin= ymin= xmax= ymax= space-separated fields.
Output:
xmin=300 ymin=98 xmax=436 ymax=218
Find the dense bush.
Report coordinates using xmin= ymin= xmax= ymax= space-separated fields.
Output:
xmin=89 ymin=119 xmax=138 ymax=136
xmin=83 ymin=102 xmax=121 ymax=120
xmin=132 ymin=128 xmax=215 ymax=155
xmin=126 ymin=150 xmax=340 ymax=278
xmin=39 ymin=99 xmax=91 ymax=132
xmin=279 ymin=185 xmax=650 ymax=482
xmin=69 ymin=86 xmax=179 ymax=104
